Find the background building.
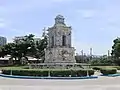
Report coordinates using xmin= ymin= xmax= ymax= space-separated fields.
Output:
xmin=0 ymin=36 xmax=7 ymax=46
xmin=34 ymin=38 xmax=41 ymax=43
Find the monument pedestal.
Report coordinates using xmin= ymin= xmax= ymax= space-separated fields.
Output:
xmin=44 ymin=47 xmax=76 ymax=65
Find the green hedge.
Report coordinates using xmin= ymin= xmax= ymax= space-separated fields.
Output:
xmin=113 ymin=66 xmax=120 ymax=70
xmin=90 ymin=63 xmax=113 ymax=66
xmin=2 ymin=69 xmax=48 ymax=76
xmin=92 ymin=67 xmax=101 ymax=70
xmin=100 ymin=68 xmax=117 ymax=75
xmin=2 ymin=69 xmax=94 ymax=77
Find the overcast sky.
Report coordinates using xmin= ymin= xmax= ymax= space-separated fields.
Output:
xmin=0 ymin=0 xmax=120 ymax=55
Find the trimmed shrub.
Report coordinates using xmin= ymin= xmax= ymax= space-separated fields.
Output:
xmin=76 ymin=69 xmax=94 ymax=76
xmin=88 ymin=70 xmax=94 ymax=76
xmin=100 ymin=68 xmax=117 ymax=75
xmin=76 ymin=70 xmax=87 ymax=76
xmin=22 ymin=66 xmax=29 ymax=69
xmin=2 ymin=69 xmax=94 ymax=77
xmin=113 ymin=66 xmax=120 ymax=70
xmin=92 ymin=67 xmax=101 ymax=70
xmin=50 ymin=70 xmax=71 ymax=77
xmin=2 ymin=69 xmax=49 ymax=77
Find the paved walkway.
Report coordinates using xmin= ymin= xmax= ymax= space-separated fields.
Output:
xmin=0 ymin=76 xmax=120 ymax=90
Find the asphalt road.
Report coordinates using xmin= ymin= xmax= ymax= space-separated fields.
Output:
xmin=0 ymin=76 xmax=120 ymax=90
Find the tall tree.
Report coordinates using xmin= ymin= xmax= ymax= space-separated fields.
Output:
xmin=0 ymin=46 xmax=7 ymax=58
xmin=34 ymin=34 xmax=48 ymax=61
xmin=0 ymin=32 xmax=48 ymax=65
xmin=13 ymin=34 xmax=35 ymax=64
xmin=111 ymin=37 xmax=120 ymax=65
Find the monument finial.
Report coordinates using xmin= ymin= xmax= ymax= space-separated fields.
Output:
xmin=55 ymin=15 xmax=65 ymax=25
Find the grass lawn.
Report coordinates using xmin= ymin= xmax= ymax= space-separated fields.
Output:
xmin=0 ymin=66 xmax=26 ymax=70
xmin=90 ymin=66 xmax=120 ymax=69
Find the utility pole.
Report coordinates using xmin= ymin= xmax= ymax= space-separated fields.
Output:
xmin=81 ymin=50 xmax=83 ymax=63
xmin=84 ymin=53 xmax=86 ymax=63
xmin=108 ymin=50 xmax=110 ymax=61
xmin=108 ymin=50 xmax=110 ymax=57
xmin=90 ymin=48 xmax=92 ymax=61
xmin=42 ymin=27 xmax=46 ymax=37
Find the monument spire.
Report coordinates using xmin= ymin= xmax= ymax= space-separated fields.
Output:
xmin=55 ymin=15 xmax=65 ymax=25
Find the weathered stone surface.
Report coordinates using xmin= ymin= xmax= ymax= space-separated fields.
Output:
xmin=44 ymin=15 xmax=76 ymax=66
xmin=45 ymin=47 xmax=76 ymax=64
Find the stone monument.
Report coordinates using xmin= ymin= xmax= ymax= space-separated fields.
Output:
xmin=44 ymin=15 xmax=76 ymax=67
xmin=29 ymin=15 xmax=90 ymax=69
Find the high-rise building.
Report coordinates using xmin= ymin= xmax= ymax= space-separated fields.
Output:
xmin=0 ymin=36 xmax=7 ymax=46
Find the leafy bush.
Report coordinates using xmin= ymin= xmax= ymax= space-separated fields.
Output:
xmin=2 ymin=69 xmax=94 ymax=77
xmin=100 ymin=68 xmax=117 ymax=75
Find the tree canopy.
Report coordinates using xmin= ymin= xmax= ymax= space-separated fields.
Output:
xmin=0 ymin=33 xmax=47 ymax=65
xmin=111 ymin=37 xmax=120 ymax=65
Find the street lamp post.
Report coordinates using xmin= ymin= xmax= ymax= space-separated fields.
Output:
xmin=10 ymin=69 xmax=12 ymax=76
